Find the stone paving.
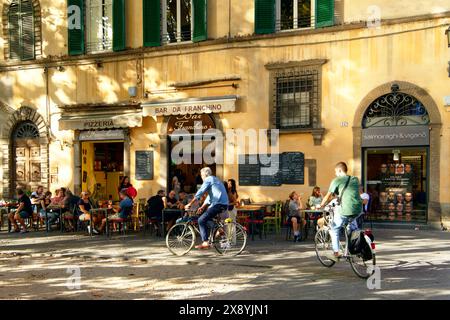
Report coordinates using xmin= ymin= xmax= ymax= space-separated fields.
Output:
xmin=0 ymin=227 xmax=449 ymax=300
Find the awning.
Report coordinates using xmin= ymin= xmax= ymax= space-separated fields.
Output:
xmin=142 ymin=95 xmax=238 ymax=117
xmin=59 ymin=103 xmax=142 ymax=131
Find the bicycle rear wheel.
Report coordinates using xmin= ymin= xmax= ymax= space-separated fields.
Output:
xmin=350 ymin=252 xmax=377 ymax=279
xmin=314 ymin=228 xmax=335 ymax=267
xmin=166 ymin=223 xmax=196 ymax=256
xmin=213 ymin=222 xmax=247 ymax=256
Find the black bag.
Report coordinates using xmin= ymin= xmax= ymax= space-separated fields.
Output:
xmin=349 ymin=230 xmax=374 ymax=261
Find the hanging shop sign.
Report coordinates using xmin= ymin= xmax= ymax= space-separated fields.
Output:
xmin=60 ymin=114 xmax=142 ymax=131
xmin=143 ymin=95 xmax=237 ymax=117
xmin=79 ymin=129 xmax=125 ymax=141
xmin=362 ymin=126 xmax=430 ymax=148
xmin=167 ymin=114 xmax=216 ymax=135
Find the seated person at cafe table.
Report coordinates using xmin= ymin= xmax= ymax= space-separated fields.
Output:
xmin=98 ymin=189 xmax=134 ymax=234
xmin=39 ymin=191 xmax=52 ymax=226
xmin=185 ymin=167 xmax=229 ymax=250
xmin=8 ymin=188 xmax=34 ymax=233
xmin=146 ymin=190 xmax=166 ymax=233
xmin=163 ymin=190 xmax=183 ymax=231
xmin=78 ymin=191 xmax=101 ymax=234
xmin=308 ymin=187 xmax=323 ymax=209
xmin=45 ymin=188 xmax=69 ymax=228
xmin=288 ymin=191 xmax=305 ymax=242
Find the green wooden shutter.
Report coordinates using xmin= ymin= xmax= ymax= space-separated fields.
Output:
xmin=68 ymin=0 xmax=85 ymax=56
xmin=143 ymin=0 xmax=161 ymax=47
xmin=255 ymin=0 xmax=275 ymax=35
xmin=21 ymin=0 xmax=35 ymax=60
xmin=193 ymin=0 xmax=207 ymax=42
xmin=315 ymin=0 xmax=334 ymax=28
xmin=8 ymin=2 xmax=21 ymax=60
xmin=113 ymin=0 xmax=126 ymax=51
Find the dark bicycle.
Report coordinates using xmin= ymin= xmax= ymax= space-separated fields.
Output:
xmin=315 ymin=202 xmax=377 ymax=279
xmin=166 ymin=209 xmax=247 ymax=257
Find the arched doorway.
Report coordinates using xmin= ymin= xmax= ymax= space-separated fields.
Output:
xmin=11 ymin=121 xmax=42 ymax=192
xmin=353 ymin=82 xmax=442 ymax=226
xmin=0 ymin=106 xmax=49 ymax=198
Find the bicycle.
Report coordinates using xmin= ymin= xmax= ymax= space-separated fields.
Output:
xmin=166 ymin=209 xmax=247 ymax=257
xmin=314 ymin=202 xmax=377 ymax=279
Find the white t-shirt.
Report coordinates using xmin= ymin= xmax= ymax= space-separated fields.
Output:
xmin=360 ymin=193 xmax=370 ymax=213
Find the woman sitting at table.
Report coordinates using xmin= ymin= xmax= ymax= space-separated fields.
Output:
xmin=39 ymin=191 xmax=52 ymax=226
xmin=78 ymin=191 xmax=101 ymax=234
xmin=288 ymin=191 xmax=304 ymax=243
xmin=45 ymin=188 xmax=67 ymax=229
xmin=308 ymin=187 xmax=323 ymax=209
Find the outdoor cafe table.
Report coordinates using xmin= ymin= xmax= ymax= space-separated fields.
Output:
xmin=237 ymin=205 xmax=265 ymax=241
xmin=162 ymin=209 xmax=183 ymax=236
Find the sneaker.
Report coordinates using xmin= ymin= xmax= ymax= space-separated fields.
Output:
xmin=20 ymin=229 xmax=29 ymax=234
xmin=92 ymin=228 xmax=99 ymax=235
xmin=326 ymin=252 xmax=342 ymax=262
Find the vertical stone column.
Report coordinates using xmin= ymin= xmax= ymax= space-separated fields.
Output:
xmin=0 ymin=139 xmax=10 ymax=198
xmin=73 ymin=130 xmax=82 ymax=195
xmin=160 ymin=135 xmax=168 ymax=191
xmin=124 ymin=128 xmax=131 ymax=178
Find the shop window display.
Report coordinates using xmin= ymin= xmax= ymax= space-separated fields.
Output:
xmin=365 ymin=148 xmax=427 ymax=223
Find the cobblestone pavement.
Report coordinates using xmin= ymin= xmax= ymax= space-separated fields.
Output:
xmin=0 ymin=227 xmax=449 ymax=300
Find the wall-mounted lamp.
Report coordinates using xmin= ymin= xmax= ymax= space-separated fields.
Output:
xmin=59 ymin=140 xmax=72 ymax=150
xmin=57 ymin=66 xmax=65 ymax=72
xmin=95 ymin=60 xmax=104 ymax=69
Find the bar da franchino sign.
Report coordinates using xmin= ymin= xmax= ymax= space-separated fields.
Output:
xmin=362 ymin=126 xmax=430 ymax=147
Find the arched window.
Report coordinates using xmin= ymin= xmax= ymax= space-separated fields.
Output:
xmin=362 ymin=85 xmax=430 ymax=128
xmin=13 ymin=121 xmax=39 ymax=139
xmin=4 ymin=0 xmax=41 ymax=61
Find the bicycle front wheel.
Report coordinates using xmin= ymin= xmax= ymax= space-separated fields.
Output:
xmin=213 ymin=222 xmax=247 ymax=256
xmin=314 ymin=228 xmax=335 ymax=267
xmin=166 ymin=223 xmax=196 ymax=256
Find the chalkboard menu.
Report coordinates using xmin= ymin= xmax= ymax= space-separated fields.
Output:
xmin=135 ymin=151 xmax=154 ymax=180
xmin=238 ymin=155 xmax=261 ymax=186
xmin=260 ymin=155 xmax=282 ymax=186
xmin=238 ymin=152 xmax=305 ymax=186
xmin=281 ymin=152 xmax=305 ymax=185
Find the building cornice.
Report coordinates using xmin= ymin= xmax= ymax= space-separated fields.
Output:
xmin=0 ymin=11 xmax=448 ymax=73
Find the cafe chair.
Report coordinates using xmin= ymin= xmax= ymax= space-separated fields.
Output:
xmin=107 ymin=203 xmax=137 ymax=238
xmin=245 ymin=208 xmax=265 ymax=240
xmin=263 ymin=201 xmax=282 ymax=236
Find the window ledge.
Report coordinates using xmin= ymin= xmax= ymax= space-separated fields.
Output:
xmin=278 ymin=127 xmax=325 ymax=146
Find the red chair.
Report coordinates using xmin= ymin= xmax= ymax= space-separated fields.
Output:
xmin=245 ymin=208 xmax=265 ymax=240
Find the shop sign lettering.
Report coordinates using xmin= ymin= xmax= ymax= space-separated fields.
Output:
xmin=83 ymin=120 xmax=115 ymax=129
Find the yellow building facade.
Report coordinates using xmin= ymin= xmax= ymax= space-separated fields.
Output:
xmin=0 ymin=0 xmax=449 ymax=228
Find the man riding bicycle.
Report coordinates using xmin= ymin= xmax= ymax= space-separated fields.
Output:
xmin=319 ymin=162 xmax=362 ymax=262
xmin=185 ymin=167 xmax=229 ymax=250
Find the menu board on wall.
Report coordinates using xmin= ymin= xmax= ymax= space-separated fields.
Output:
xmin=135 ymin=151 xmax=154 ymax=180
xmin=238 ymin=152 xmax=305 ymax=186
xmin=260 ymin=155 xmax=282 ymax=186
xmin=238 ymin=155 xmax=261 ymax=186
xmin=281 ymin=152 xmax=305 ymax=185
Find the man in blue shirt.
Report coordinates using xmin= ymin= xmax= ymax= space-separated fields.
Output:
xmin=185 ymin=167 xmax=229 ymax=249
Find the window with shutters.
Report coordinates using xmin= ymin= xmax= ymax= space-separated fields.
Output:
xmin=6 ymin=0 xmax=39 ymax=61
xmin=86 ymin=0 xmax=113 ymax=53
xmin=267 ymin=60 xmax=327 ymax=145
xmin=162 ymin=0 xmax=192 ymax=44
xmin=276 ymin=0 xmax=313 ymax=31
